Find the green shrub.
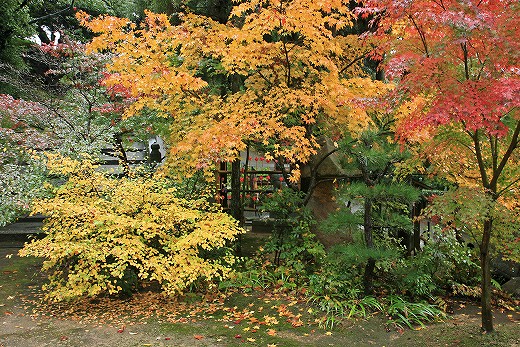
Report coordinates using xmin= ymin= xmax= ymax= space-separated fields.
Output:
xmin=385 ymin=295 xmax=446 ymax=330
xmin=259 ymin=189 xmax=325 ymax=270
xmin=390 ymin=229 xmax=480 ymax=298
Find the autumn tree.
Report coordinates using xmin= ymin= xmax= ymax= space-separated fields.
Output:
xmin=77 ymin=1 xmax=386 ymax=198
xmin=363 ymin=0 xmax=520 ymax=333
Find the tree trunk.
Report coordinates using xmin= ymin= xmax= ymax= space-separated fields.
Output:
xmin=230 ymin=158 xmax=242 ymax=223
xmin=480 ymin=218 xmax=494 ymax=333
xmin=230 ymin=158 xmax=243 ymax=255
xmin=363 ymin=197 xmax=375 ymax=295
xmin=113 ymin=134 xmax=130 ymax=177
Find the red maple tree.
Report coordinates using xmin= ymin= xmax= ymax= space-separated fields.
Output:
xmin=362 ymin=0 xmax=519 ymax=333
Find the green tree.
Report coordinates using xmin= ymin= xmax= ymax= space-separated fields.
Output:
xmin=325 ymin=109 xmax=420 ymax=295
xmin=0 ymin=0 xmax=34 ymax=66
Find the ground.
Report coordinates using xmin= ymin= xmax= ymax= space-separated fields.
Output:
xmin=1 ymin=245 xmax=519 ymax=347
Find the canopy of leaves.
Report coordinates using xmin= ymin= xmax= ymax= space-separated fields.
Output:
xmin=362 ymin=0 xmax=520 ymax=186
xmin=77 ymin=1 xmax=388 ymax=181
xmin=363 ymin=0 xmax=520 ymax=232
xmin=364 ymin=0 xmax=519 ymax=137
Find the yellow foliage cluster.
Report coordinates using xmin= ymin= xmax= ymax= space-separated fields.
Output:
xmin=19 ymin=154 xmax=244 ymax=302
xmin=77 ymin=1 xmax=387 ymax=180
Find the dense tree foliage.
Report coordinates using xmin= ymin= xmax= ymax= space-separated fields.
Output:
xmin=77 ymin=1 xmax=386 ymax=183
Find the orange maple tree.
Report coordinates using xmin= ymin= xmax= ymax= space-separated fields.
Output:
xmin=363 ymin=0 xmax=520 ymax=333
xmin=77 ymin=1 xmax=388 ymax=183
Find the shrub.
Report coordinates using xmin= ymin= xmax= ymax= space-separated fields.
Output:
xmin=390 ymin=229 xmax=480 ymax=298
xmin=385 ymin=295 xmax=446 ymax=330
xmin=19 ymin=154 xmax=243 ymax=301
xmin=258 ymin=189 xmax=325 ymax=270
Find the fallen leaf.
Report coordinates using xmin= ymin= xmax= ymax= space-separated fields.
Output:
xmin=325 ymin=331 xmax=332 ymax=336
xmin=266 ymin=329 xmax=276 ymax=336
xmin=247 ymin=337 xmax=256 ymax=342
xmin=194 ymin=334 xmax=204 ymax=340
xmin=234 ymin=334 xmax=242 ymax=339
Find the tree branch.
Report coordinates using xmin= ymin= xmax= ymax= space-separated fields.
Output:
xmin=461 ymin=42 xmax=470 ymax=80
xmin=339 ymin=52 xmax=370 ymax=75
xmin=29 ymin=0 xmax=75 ymax=25
xmin=408 ymin=15 xmax=429 ymax=57
xmin=490 ymin=120 xmax=520 ymax=194
xmin=472 ymin=130 xmax=490 ymax=189
xmin=497 ymin=176 xmax=520 ymax=197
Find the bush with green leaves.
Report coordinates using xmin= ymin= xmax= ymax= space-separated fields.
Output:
xmin=220 ymin=189 xmax=325 ymax=296
xmin=258 ymin=189 xmax=325 ymax=270
xmin=389 ymin=228 xmax=480 ymax=299
xmin=385 ymin=295 xmax=446 ymax=330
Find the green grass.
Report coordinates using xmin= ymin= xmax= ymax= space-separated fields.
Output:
xmin=0 ymin=250 xmax=43 ymax=306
